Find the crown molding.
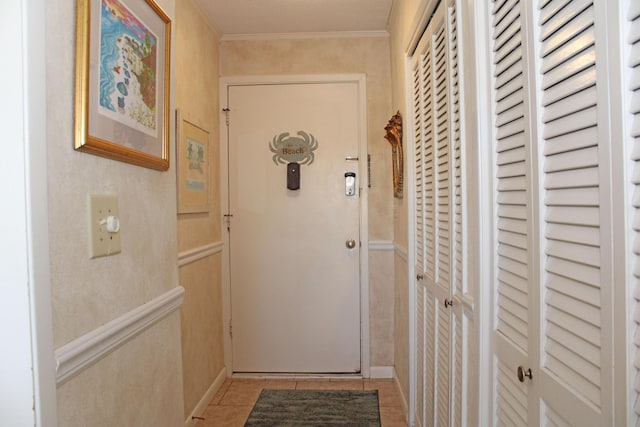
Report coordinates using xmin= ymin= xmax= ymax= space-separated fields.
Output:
xmin=221 ymin=30 xmax=389 ymax=41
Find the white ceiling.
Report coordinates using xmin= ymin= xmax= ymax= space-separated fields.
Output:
xmin=192 ymin=0 xmax=394 ymax=36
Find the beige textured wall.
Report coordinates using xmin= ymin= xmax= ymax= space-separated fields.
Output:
xmin=220 ymin=36 xmax=395 ymax=367
xmin=55 ymin=318 xmax=183 ymax=426
xmin=369 ymin=250 xmax=395 ymax=365
xmin=46 ymin=0 xmax=184 ymax=425
xmin=175 ymin=0 xmax=224 ymax=418
xmin=393 ymin=251 xmax=409 ymax=399
xmin=387 ymin=0 xmax=426 ymax=404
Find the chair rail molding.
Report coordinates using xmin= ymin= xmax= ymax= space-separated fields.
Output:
xmin=54 ymin=286 xmax=185 ymax=385
xmin=369 ymin=240 xmax=394 ymax=251
xmin=178 ymin=241 xmax=224 ymax=267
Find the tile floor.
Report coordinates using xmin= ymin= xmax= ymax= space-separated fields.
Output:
xmin=193 ymin=377 xmax=408 ymax=426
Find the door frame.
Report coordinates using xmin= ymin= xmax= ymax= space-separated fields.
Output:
xmin=5 ymin=0 xmax=58 ymax=423
xmin=219 ymin=74 xmax=370 ymax=377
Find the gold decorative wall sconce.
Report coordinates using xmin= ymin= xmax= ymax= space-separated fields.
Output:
xmin=385 ymin=111 xmax=403 ymax=198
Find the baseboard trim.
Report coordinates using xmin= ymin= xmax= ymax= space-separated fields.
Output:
xmin=54 ymin=286 xmax=185 ymax=385
xmin=184 ymin=367 xmax=228 ymax=427
xmin=369 ymin=366 xmax=394 ymax=378
xmin=393 ymin=367 xmax=410 ymax=425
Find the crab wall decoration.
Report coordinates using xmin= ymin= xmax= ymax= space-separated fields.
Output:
xmin=269 ymin=131 xmax=319 ymax=165
xmin=269 ymin=131 xmax=319 ymax=191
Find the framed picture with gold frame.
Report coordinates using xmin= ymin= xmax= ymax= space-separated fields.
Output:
xmin=176 ymin=110 xmax=210 ymax=214
xmin=74 ymin=0 xmax=171 ymax=171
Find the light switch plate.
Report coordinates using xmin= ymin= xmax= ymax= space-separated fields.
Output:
xmin=89 ymin=194 xmax=121 ymax=258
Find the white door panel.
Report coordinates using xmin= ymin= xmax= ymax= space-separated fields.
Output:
xmin=227 ymin=82 xmax=361 ymax=373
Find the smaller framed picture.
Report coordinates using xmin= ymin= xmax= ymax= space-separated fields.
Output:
xmin=176 ymin=109 xmax=210 ymax=213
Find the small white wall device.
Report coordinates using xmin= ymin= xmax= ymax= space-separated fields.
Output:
xmin=345 ymin=172 xmax=356 ymax=196
xmin=89 ymin=194 xmax=121 ymax=258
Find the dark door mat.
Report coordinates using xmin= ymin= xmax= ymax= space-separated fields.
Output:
xmin=245 ymin=389 xmax=381 ymax=426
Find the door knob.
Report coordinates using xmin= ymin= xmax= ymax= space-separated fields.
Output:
xmin=346 ymin=239 xmax=357 ymax=249
xmin=444 ymin=299 xmax=453 ymax=308
xmin=416 ymin=273 xmax=424 ymax=281
xmin=517 ymin=366 xmax=533 ymax=383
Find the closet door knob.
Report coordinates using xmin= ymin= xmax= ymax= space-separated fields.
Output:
xmin=416 ymin=273 xmax=424 ymax=281
xmin=517 ymin=366 xmax=533 ymax=383
xmin=444 ymin=299 xmax=453 ymax=308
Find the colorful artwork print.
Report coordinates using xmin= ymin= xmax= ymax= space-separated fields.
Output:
xmin=185 ymin=137 xmax=206 ymax=191
xmin=98 ymin=0 xmax=158 ymax=137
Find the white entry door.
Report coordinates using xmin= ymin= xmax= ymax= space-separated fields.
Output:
xmin=226 ymin=81 xmax=362 ymax=373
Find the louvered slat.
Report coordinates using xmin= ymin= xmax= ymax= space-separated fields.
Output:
xmin=436 ymin=303 xmax=451 ymax=425
xmin=448 ymin=3 xmax=464 ymax=425
xmin=433 ymin=20 xmax=452 ymax=425
xmin=543 ymin=402 xmax=573 ymax=427
xmin=496 ymin=359 xmax=528 ymax=426
xmin=493 ymin=1 xmax=528 ymax=350
xmin=539 ymin=0 xmax=603 ymax=410
xmin=452 ymin=314 xmax=463 ymax=427
xmin=416 ymin=284 xmax=426 ymax=425
xmin=426 ymin=292 xmax=437 ymax=425
xmin=491 ymin=0 xmax=530 ymax=423
xmin=413 ymin=37 xmax=431 ymax=425
xmin=414 ymin=27 xmax=440 ymax=427
xmin=415 ymin=56 xmax=426 ymax=272
xmin=434 ymin=23 xmax=451 ymax=289
xmin=422 ymin=40 xmax=436 ymax=281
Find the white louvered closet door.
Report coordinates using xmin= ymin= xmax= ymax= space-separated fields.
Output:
xmin=489 ymin=0 xmax=534 ymax=423
xmin=628 ymin=1 xmax=640 ymax=424
xmin=412 ymin=1 xmax=466 ymax=425
xmin=413 ymin=16 xmax=433 ymax=426
xmin=535 ymin=1 xmax=615 ymax=424
xmin=489 ymin=0 xmax=617 ymax=425
xmin=447 ymin=2 xmax=466 ymax=425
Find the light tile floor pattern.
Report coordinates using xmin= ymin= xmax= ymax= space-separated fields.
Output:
xmin=194 ymin=378 xmax=408 ymax=426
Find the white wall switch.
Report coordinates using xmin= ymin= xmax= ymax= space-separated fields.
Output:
xmin=89 ymin=194 xmax=121 ymax=258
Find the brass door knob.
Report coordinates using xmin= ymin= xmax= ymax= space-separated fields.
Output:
xmin=517 ymin=366 xmax=533 ymax=383
xmin=346 ymin=239 xmax=357 ymax=249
